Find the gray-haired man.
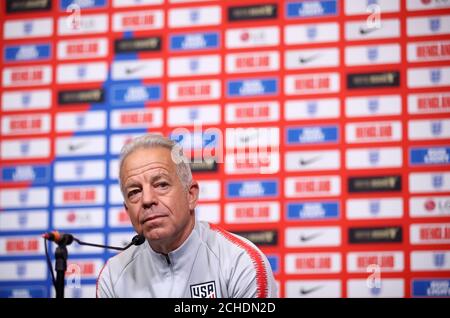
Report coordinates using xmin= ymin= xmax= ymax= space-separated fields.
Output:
xmin=96 ymin=134 xmax=277 ymax=298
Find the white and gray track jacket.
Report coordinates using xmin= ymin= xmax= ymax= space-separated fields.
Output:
xmin=96 ymin=220 xmax=277 ymax=298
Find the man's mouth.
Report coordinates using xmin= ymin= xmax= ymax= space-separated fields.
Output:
xmin=141 ymin=214 xmax=166 ymax=224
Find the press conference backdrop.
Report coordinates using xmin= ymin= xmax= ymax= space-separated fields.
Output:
xmin=1 ymin=0 xmax=450 ymax=298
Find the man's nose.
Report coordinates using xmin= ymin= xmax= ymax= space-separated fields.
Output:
xmin=142 ymin=187 xmax=157 ymax=208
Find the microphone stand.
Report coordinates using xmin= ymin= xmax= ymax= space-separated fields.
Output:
xmin=54 ymin=235 xmax=73 ymax=299
xmin=48 ymin=234 xmax=145 ymax=299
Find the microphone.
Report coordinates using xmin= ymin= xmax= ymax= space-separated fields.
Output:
xmin=42 ymin=231 xmax=145 ymax=251
xmin=42 ymin=231 xmax=73 ymax=245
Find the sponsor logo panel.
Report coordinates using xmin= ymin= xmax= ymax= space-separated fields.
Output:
xmin=225 ymin=201 xmax=280 ymax=224
xmin=228 ymin=4 xmax=277 ymax=22
xmin=285 ymin=98 xmax=340 ymax=120
xmin=285 ymin=1 xmax=338 ymax=19
xmin=407 ymin=15 xmax=450 ymax=37
xmin=409 ymin=196 xmax=450 ymax=218
xmin=286 ymin=201 xmax=340 ymax=221
xmin=346 ymin=198 xmax=403 ymax=219
xmin=411 ymin=251 xmax=450 ymax=271
xmin=284 ymin=22 xmax=339 ymax=45
xmin=348 ymin=226 xmax=403 ymax=244
xmin=409 ymin=172 xmax=450 ymax=193
xmin=408 ymin=93 xmax=450 ymax=114
xmin=348 ymin=175 xmax=402 ymax=193
xmin=347 ymin=251 xmax=404 ymax=273
xmin=0 ymin=261 xmax=47 ymax=281
xmin=347 ymin=279 xmax=404 ymax=298
xmin=168 ymin=6 xmax=221 ymax=28
xmin=412 ymin=279 xmax=450 ymax=297
xmin=408 ymin=119 xmax=450 ymax=140
xmin=410 ymin=223 xmax=450 ymax=245
xmin=0 ymin=210 xmax=49 ymax=232
xmin=285 ymin=253 xmax=341 ymax=274
xmin=346 ymin=147 xmax=403 ymax=169
xmin=2 ymin=89 xmax=51 ymax=112
xmin=285 ymin=176 xmax=341 ymax=198
xmin=285 ymin=226 xmax=341 ymax=247
xmin=285 ymin=280 xmax=341 ymax=298
xmin=345 ymin=95 xmax=402 ymax=117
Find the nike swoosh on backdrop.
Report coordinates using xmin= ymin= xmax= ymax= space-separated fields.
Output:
xmin=68 ymin=142 xmax=88 ymax=152
xmin=298 ymin=54 xmax=320 ymax=64
xmin=299 ymin=232 xmax=322 ymax=242
xmin=125 ymin=65 xmax=146 ymax=75
xmin=298 ymin=156 xmax=321 ymax=166
xmin=359 ymin=26 xmax=378 ymax=35
xmin=300 ymin=285 xmax=323 ymax=295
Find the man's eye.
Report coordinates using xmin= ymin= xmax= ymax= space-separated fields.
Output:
xmin=156 ymin=182 xmax=169 ymax=188
xmin=127 ymin=189 xmax=141 ymax=198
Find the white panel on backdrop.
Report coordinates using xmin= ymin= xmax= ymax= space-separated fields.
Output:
xmin=0 ymin=211 xmax=49 ymax=231
xmin=409 ymin=196 xmax=450 ymax=218
xmin=345 ymin=147 xmax=402 ymax=169
xmin=285 ymin=150 xmax=341 ymax=172
xmin=58 ymin=14 xmax=108 ymax=35
xmin=53 ymin=185 xmax=105 ymax=207
xmin=345 ymin=19 xmax=400 ymax=41
xmin=285 ymin=253 xmax=341 ymax=274
xmin=0 ymin=235 xmax=45 ymax=256
xmin=226 ymin=26 xmax=279 ymax=49
xmin=55 ymin=135 xmax=106 ymax=157
xmin=285 ymin=98 xmax=340 ymax=120
xmin=53 ymin=208 xmax=105 ymax=229
xmin=168 ymin=104 xmax=221 ymax=126
xmin=196 ymin=203 xmax=221 ymax=224
xmin=112 ymin=10 xmax=164 ymax=31
xmin=345 ymin=0 xmax=400 ymax=15
xmin=57 ymin=38 xmax=108 ymax=60
xmin=3 ymin=65 xmax=52 ymax=87
xmin=346 ymin=198 xmax=404 ymax=219
xmin=347 ymin=251 xmax=404 ymax=273
xmin=284 ymin=23 xmax=340 ymax=45
xmin=407 ymin=15 xmax=450 ymax=36
xmin=197 ymin=180 xmax=220 ymax=201
xmin=285 ymin=227 xmax=341 ymax=247
xmin=345 ymin=95 xmax=402 ymax=117
xmin=169 ymin=6 xmax=221 ymax=28
xmin=347 ymin=279 xmax=404 ymax=298
xmin=285 ymin=280 xmax=341 ymax=298
xmin=1 ymin=114 xmax=51 ymax=136
xmin=285 ymin=176 xmax=341 ymax=198
xmin=168 ymin=55 xmax=221 ymax=77
xmin=1 ymin=89 xmax=51 ymax=112
xmin=408 ymin=93 xmax=450 ymax=114
xmin=226 ymin=101 xmax=280 ymax=123
xmin=0 ymin=261 xmax=47 ymax=281
xmin=4 ymin=18 xmax=53 ymax=39
xmin=226 ymin=51 xmax=279 ymax=74
xmin=0 ymin=188 xmax=49 ymax=209
xmin=285 ymin=73 xmax=340 ymax=95
xmin=285 ymin=48 xmax=339 ymax=69
xmin=345 ymin=44 xmax=401 ymax=66
xmin=225 ymin=201 xmax=279 ymax=224
xmin=57 ymin=62 xmax=107 ymax=84
xmin=410 ymin=251 xmax=450 ymax=271
xmin=56 ymin=111 xmax=107 ymax=132
xmin=112 ymin=59 xmax=163 ymax=80
xmin=168 ymin=80 xmax=221 ymax=102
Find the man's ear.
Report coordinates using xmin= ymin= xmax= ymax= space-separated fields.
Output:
xmin=188 ymin=180 xmax=199 ymax=211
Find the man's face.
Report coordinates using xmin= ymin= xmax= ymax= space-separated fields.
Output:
xmin=121 ymin=146 xmax=198 ymax=253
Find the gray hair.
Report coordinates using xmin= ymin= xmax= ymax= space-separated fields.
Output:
xmin=118 ymin=134 xmax=192 ymax=194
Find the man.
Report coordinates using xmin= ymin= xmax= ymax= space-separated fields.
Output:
xmin=96 ymin=134 xmax=277 ymax=298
